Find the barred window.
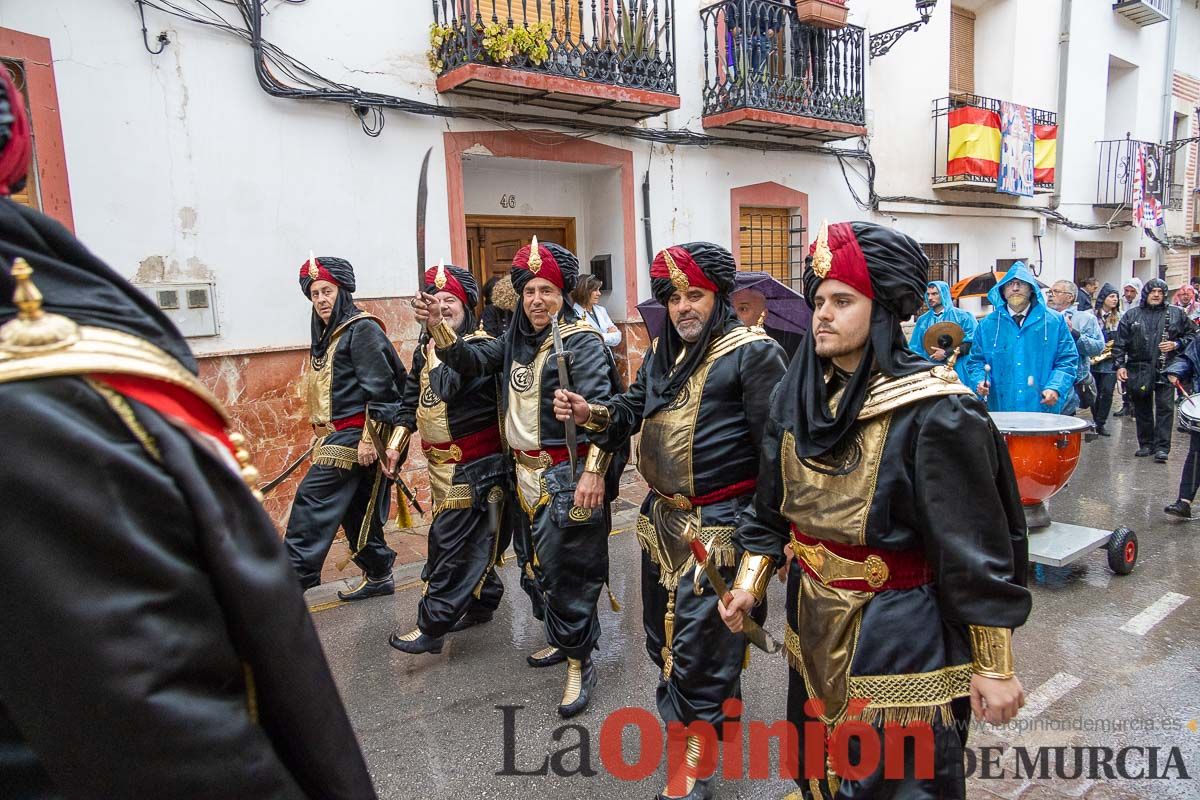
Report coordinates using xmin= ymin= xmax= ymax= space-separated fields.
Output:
xmin=739 ymin=206 xmax=805 ymax=290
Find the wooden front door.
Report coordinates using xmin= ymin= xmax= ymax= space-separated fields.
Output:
xmin=465 ymin=215 xmax=577 ymax=290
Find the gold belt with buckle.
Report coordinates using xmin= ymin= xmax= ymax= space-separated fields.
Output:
xmin=424 ymin=443 xmax=463 ymax=466
xmin=513 ymin=449 xmax=555 ymax=470
xmin=791 ymin=538 xmax=890 ymax=590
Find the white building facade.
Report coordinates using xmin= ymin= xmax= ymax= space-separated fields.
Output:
xmin=3 ymin=0 xmax=1198 ymax=527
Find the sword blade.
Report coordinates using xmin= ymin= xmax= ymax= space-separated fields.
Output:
xmin=549 ymin=317 xmax=579 ymax=477
xmin=688 ymin=536 xmax=782 ymax=655
xmin=258 ymin=443 xmax=315 ymax=496
xmin=415 ymin=147 xmax=432 ymax=292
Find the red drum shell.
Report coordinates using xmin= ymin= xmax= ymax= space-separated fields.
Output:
xmin=990 ymin=412 xmax=1088 ymax=507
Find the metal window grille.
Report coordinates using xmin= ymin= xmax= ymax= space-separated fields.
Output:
xmin=739 ymin=209 xmax=806 ymax=290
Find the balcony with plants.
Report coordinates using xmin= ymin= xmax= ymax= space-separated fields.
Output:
xmin=429 ymin=1 xmax=678 ymax=120
xmin=698 ymin=0 xmax=866 ymax=141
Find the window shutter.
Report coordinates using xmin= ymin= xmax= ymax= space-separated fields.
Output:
xmin=739 ymin=206 xmax=791 ymax=283
xmin=950 ymin=7 xmax=975 ymax=96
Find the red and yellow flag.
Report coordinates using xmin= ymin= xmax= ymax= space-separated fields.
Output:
xmin=947 ymin=106 xmax=1056 ymax=185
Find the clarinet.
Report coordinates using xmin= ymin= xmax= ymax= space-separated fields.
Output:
xmin=1157 ymin=313 xmax=1170 ymax=374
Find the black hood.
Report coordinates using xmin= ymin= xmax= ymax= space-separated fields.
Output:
xmin=0 ymin=198 xmax=197 ymax=373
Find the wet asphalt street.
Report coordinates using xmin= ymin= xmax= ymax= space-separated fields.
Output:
xmin=309 ymin=409 xmax=1199 ymax=800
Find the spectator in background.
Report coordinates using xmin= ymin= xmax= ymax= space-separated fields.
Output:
xmin=1173 ymin=284 xmax=1200 ymax=327
xmin=1091 ymin=283 xmax=1122 ymax=436
xmin=908 ymin=279 xmax=977 ymax=385
xmin=571 ymin=274 xmax=621 ymax=348
xmin=966 ymin=262 xmax=1078 ymax=414
xmin=1122 ymin=278 xmax=1143 ymax=312
xmin=1113 ymin=279 xmax=1195 ymax=462
xmin=1047 ymin=280 xmax=1104 ymax=416
xmin=479 ymin=274 xmax=514 ymax=338
xmin=1076 ymin=276 xmax=1099 ymax=312
xmin=732 ymin=285 xmax=803 ymax=360
xmin=724 ymin=0 xmax=775 ymax=82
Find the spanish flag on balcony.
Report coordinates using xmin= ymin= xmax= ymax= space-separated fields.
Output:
xmin=948 ymin=106 xmax=1057 ymax=184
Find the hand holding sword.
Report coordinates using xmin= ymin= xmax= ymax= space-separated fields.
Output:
xmin=687 ymin=525 xmax=781 ymax=655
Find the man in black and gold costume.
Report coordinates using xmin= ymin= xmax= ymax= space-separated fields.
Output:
xmin=722 ymin=221 xmax=1031 ymax=798
xmin=386 ymin=262 xmax=508 ymax=654
xmin=555 ymin=243 xmax=787 ymax=800
xmin=0 ymin=72 xmax=376 ymax=798
xmin=414 ymin=238 xmax=624 ymax=718
xmin=284 ymin=255 xmax=406 ymax=600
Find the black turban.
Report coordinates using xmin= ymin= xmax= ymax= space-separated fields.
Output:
xmin=298 ymin=255 xmax=357 ymax=297
xmin=643 ymin=242 xmax=740 ymax=418
xmin=786 ymin=221 xmax=931 ymax=457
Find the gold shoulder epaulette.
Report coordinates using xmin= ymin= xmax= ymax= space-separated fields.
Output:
xmin=331 ymin=312 xmax=386 ymax=338
xmin=465 ymin=328 xmax=495 ymax=342
xmin=704 ymin=325 xmax=775 ymax=365
xmin=858 ymin=370 xmax=974 ymax=420
xmin=560 ymin=321 xmax=603 ymax=341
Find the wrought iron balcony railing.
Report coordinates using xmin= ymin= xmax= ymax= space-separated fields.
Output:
xmin=430 ymin=1 xmax=677 ymax=97
xmin=699 ymin=0 xmax=866 ymax=131
xmin=932 ymin=94 xmax=1057 ymax=193
xmin=1095 ymin=137 xmax=1168 ymax=209
xmin=1112 ymin=0 xmax=1169 ymax=27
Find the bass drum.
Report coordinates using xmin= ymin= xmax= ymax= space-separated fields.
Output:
xmin=1179 ymin=396 xmax=1200 ymax=435
xmin=990 ymin=412 xmax=1090 ymax=529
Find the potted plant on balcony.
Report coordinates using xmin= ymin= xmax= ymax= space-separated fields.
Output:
xmin=794 ymin=0 xmax=849 ymax=29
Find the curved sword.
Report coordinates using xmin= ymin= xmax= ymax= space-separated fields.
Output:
xmin=415 ymin=147 xmax=432 ymax=293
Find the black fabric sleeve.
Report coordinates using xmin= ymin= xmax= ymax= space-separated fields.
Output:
xmin=392 ymin=344 xmax=424 ymax=430
xmin=733 ymin=386 xmax=791 ymax=563
xmin=350 ymin=321 xmax=404 ymax=420
xmin=739 ymin=339 xmax=788 ymax=452
xmin=435 ymin=329 xmax=507 ymax=378
xmin=0 ymin=378 xmax=376 ymax=799
xmin=567 ymin=331 xmax=619 ymax=431
xmin=913 ymin=395 xmax=1032 ymax=628
xmin=590 ymin=345 xmax=652 ymax=451
xmin=1112 ymin=312 xmax=1132 ymax=368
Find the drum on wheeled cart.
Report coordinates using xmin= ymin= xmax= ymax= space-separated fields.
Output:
xmin=991 ymin=412 xmax=1137 ymax=575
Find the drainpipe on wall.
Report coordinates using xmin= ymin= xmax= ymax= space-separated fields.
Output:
xmin=1050 ymin=0 xmax=1071 ymax=213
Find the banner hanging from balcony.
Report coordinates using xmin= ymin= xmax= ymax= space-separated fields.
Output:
xmin=947 ymin=103 xmax=1056 ymax=189
xmin=997 ymin=102 xmax=1034 ymax=196
xmin=1132 ymin=143 xmax=1165 ymax=230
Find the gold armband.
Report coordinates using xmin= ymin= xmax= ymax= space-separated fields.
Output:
xmin=387 ymin=426 xmax=413 ymax=453
xmin=584 ymin=444 xmax=613 ymax=475
xmin=968 ymin=626 xmax=1016 ymax=680
xmin=429 ymin=320 xmax=458 ymax=349
xmin=582 ymin=403 xmax=611 ymax=433
xmin=732 ymin=553 xmax=775 ymax=604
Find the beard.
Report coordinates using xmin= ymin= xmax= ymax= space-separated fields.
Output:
xmin=813 ymin=329 xmax=868 ymax=360
xmin=1006 ymin=294 xmax=1030 ymax=314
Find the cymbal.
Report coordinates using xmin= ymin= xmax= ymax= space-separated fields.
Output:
xmin=922 ymin=320 xmax=965 ymax=354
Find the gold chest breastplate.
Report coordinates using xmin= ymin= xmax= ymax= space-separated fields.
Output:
xmin=416 ymin=343 xmax=452 ymax=444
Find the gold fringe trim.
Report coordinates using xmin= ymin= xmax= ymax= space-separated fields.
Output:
xmin=86 ymin=378 xmax=162 ymax=462
xmin=637 ymin=515 xmax=735 ymax=590
xmin=313 ymin=443 xmax=359 ymax=470
xmin=785 ymin=623 xmax=969 ymax=728
xmin=433 ymin=484 xmax=474 ymax=520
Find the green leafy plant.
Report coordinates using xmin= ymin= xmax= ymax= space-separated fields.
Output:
xmin=427 ymin=22 xmax=454 ymax=73
xmin=613 ymin=0 xmax=664 ymax=59
xmin=481 ymin=19 xmax=552 ymax=66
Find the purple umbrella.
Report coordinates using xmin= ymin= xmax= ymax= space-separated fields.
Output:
xmin=635 ymin=271 xmax=811 ymax=340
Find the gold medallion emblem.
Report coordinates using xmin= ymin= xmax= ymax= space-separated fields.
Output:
xmin=811 ymin=220 xmax=832 ymax=279
xmin=307 ymin=250 xmax=320 ymax=281
xmin=433 ymin=259 xmax=447 ymax=290
xmin=569 ymin=506 xmax=592 ymax=522
xmin=527 ymin=235 xmax=542 ymax=275
xmin=864 ymin=555 xmax=889 ymax=589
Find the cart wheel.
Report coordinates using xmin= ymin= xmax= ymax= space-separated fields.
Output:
xmin=1106 ymin=528 xmax=1137 ymax=575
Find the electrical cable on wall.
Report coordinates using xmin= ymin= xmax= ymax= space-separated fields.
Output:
xmin=133 ymin=0 xmax=1193 ymax=242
